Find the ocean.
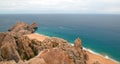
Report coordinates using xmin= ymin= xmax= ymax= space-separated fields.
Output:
xmin=0 ymin=14 xmax=120 ymax=62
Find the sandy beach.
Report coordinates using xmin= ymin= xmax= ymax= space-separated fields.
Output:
xmin=25 ymin=33 xmax=48 ymax=42
xmin=26 ymin=33 xmax=118 ymax=64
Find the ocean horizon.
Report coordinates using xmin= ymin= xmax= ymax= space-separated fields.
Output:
xmin=0 ymin=14 xmax=120 ymax=62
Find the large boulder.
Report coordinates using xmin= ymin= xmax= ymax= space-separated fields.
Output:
xmin=36 ymin=48 xmax=74 ymax=64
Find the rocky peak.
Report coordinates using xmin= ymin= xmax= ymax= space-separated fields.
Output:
xmin=74 ymin=37 xmax=82 ymax=49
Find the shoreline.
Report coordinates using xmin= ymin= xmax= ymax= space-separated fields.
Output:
xmin=83 ymin=47 xmax=119 ymax=64
xmin=26 ymin=33 xmax=119 ymax=64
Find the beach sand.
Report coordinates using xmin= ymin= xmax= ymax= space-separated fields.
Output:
xmin=26 ymin=33 xmax=118 ymax=64
xmin=25 ymin=33 xmax=48 ymax=42
xmin=86 ymin=51 xmax=118 ymax=64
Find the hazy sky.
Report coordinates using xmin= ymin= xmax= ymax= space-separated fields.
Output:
xmin=0 ymin=0 xmax=120 ymax=14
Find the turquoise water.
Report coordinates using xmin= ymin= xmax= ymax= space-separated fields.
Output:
xmin=0 ymin=14 xmax=120 ymax=61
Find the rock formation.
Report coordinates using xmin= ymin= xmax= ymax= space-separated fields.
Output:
xmin=0 ymin=22 xmax=88 ymax=64
xmin=0 ymin=22 xmax=38 ymax=62
xmin=8 ymin=22 xmax=37 ymax=37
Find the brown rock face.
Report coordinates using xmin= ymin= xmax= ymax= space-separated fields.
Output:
xmin=0 ymin=33 xmax=20 ymax=62
xmin=16 ymin=36 xmax=34 ymax=60
xmin=36 ymin=48 xmax=74 ymax=64
xmin=0 ymin=22 xmax=38 ymax=62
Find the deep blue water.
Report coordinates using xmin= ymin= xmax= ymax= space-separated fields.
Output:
xmin=0 ymin=14 xmax=120 ymax=61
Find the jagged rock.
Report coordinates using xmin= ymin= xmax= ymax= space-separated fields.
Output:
xmin=0 ymin=22 xmax=38 ymax=62
xmin=0 ymin=33 xmax=20 ymax=62
xmin=61 ymin=37 xmax=88 ymax=64
xmin=15 ymin=36 xmax=44 ymax=60
xmin=74 ymin=37 xmax=82 ymax=49
xmin=16 ymin=36 xmax=35 ymax=60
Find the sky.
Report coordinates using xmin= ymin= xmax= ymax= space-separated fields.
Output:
xmin=0 ymin=0 xmax=120 ymax=14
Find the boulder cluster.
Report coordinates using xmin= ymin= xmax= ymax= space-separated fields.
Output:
xmin=0 ymin=22 xmax=89 ymax=64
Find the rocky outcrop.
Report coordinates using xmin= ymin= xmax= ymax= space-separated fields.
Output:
xmin=74 ymin=37 xmax=82 ymax=49
xmin=73 ymin=38 xmax=88 ymax=64
xmin=0 ymin=22 xmax=38 ymax=62
xmin=29 ymin=37 xmax=88 ymax=64
xmin=0 ymin=33 xmax=20 ymax=62
xmin=8 ymin=22 xmax=37 ymax=37
xmin=8 ymin=22 xmax=37 ymax=33
xmin=0 ymin=22 xmax=88 ymax=64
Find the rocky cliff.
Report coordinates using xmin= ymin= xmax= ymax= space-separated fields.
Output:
xmin=0 ymin=22 xmax=89 ymax=64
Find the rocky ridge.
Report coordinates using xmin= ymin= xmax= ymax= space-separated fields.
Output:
xmin=0 ymin=22 xmax=89 ymax=64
